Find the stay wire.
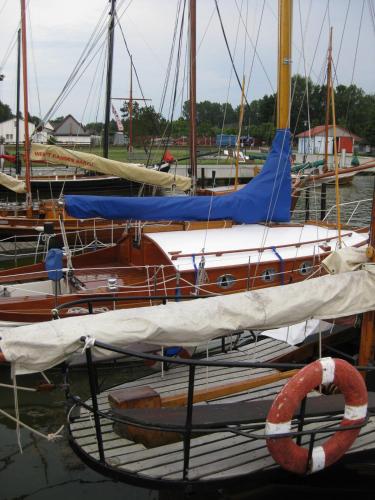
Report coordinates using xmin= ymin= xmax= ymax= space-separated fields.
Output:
xmin=344 ymin=0 xmax=365 ymax=127
xmin=214 ymin=0 xmax=251 ymax=106
xmin=234 ymin=0 xmax=274 ymax=94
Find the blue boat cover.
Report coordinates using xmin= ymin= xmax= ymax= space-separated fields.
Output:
xmin=65 ymin=129 xmax=291 ymax=223
xmin=45 ymin=248 xmax=64 ymax=281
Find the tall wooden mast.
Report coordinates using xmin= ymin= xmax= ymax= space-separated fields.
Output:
xmin=128 ymin=55 xmax=133 ymax=152
xmin=189 ymin=0 xmax=197 ymax=193
xmin=323 ymin=28 xmax=333 ymax=173
xmin=20 ymin=0 xmax=32 ymax=212
xmin=15 ymin=28 xmax=22 ymax=175
xmin=103 ymin=0 xmax=116 ymax=159
xmin=276 ymin=0 xmax=292 ymax=130
xmin=358 ymin=183 xmax=375 ymax=377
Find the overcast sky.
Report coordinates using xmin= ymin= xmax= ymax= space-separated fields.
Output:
xmin=0 ymin=0 xmax=374 ymax=124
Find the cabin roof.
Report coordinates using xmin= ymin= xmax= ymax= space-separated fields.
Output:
xmin=296 ymin=125 xmax=362 ymax=141
xmin=52 ymin=114 xmax=89 ymax=136
xmin=146 ymin=224 xmax=367 ymax=271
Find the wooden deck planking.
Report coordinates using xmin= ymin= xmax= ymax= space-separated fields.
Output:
xmin=70 ymin=336 xmax=375 ymax=484
xmin=78 ymin=338 xmax=296 ymax=417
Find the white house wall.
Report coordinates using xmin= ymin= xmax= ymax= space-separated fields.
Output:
xmin=297 ymin=137 xmax=333 ymax=155
xmin=0 ymin=119 xmax=35 ymax=144
xmin=54 ymin=135 xmax=91 ymax=145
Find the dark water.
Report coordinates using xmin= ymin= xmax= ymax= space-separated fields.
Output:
xmin=0 ymin=174 xmax=375 ymax=499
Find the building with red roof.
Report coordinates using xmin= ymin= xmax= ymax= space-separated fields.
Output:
xmin=296 ymin=125 xmax=362 ymax=155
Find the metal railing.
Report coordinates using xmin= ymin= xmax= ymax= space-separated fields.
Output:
xmin=64 ymin=337 xmax=375 ymax=486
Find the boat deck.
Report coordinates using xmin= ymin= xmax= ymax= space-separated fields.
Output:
xmin=68 ymin=337 xmax=375 ymax=487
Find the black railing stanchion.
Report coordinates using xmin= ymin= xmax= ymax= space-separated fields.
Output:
xmin=305 ymin=431 xmax=316 ymax=474
xmin=88 ymin=302 xmax=93 ymax=314
xmin=296 ymin=396 xmax=307 ymax=446
xmin=221 ymin=337 xmax=226 ymax=353
xmin=183 ymin=364 xmax=196 ymax=480
xmin=85 ymin=342 xmax=105 ymax=463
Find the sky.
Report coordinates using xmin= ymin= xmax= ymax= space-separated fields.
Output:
xmin=0 ymin=0 xmax=374 ymax=125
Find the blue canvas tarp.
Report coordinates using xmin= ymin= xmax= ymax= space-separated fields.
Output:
xmin=65 ymin=129 xmax=291 ymax=224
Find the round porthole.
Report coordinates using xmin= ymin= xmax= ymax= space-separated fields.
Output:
xmin=261 ymin=268 xmax=276 ymax=282
xmin=216 ymin=274 xmax=235 ymax=289
xmin=299 ymin=261 xmax=313 ymax=275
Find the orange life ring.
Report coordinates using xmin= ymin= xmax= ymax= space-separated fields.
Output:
xmin=265 ymin=357 xmax=368 ymax=474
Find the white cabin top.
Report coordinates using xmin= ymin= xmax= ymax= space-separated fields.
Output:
xmin=146 ymin=224 xmax=368 ymax=271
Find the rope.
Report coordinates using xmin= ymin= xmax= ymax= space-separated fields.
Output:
xmin=330 ymin=77 xmax=342 ymax=247
xmin=0 ymin=407 xmax=64 ymax=442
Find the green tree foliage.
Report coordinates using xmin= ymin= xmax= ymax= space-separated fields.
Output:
xmin=0 ymin=100 xmax=13 ymax=122
xmin=120 ymin=102 xmax=166 ymax=143
xmin=14 ymin=76 xmax=369 ymax=147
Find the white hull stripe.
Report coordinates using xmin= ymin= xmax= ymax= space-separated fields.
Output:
xmin=320 ymin=357 xmax=335 ymax=385
xmin=311 ymin=446 xmax=326 ymax=473
xmin=344 ymin=403 xmax=368 ymax=421
xmin=265 ymin=421 xmax=291 ymax=436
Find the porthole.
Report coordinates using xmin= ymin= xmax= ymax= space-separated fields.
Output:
xmin=216 ymin=274 xmax=236 ymax=289
xmin=261 ymin=268 xmax=276 ymax=282
xmin=299 ymin=261 xmax=313 ymax=275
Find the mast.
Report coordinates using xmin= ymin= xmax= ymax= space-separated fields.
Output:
xmin=323 ymin=28 xmax=333 ymax=173
xmin=189 ymin=0 xmax=197 ymax=193
xmin=20 ymin=0 xmax=32 ymax=211
xmin=103 ymin=0 xmax=116 ymax=159
xmin=358 ymin=182 xmax=375 ymax=376
xmin=128 ymin=55 xmax=133 ymax=152
xmin=15 ymin=28 xmax=21 ymax=176
xmin=276 ymin=0 xmax=292 ymax=130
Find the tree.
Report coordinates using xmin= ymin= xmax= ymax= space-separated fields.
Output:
xmin=0 ymin=100 xmax=13 ymax=122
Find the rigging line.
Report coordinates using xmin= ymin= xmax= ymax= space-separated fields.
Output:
xmin=258 ymin=2 xmax=328 ymax=252
xmin=214 ymin=0 xmax=251 ymax=105
xmin=242 ymin=0 xmax=249 ymax=77
xmin=38 ymin=2 xmax=110 ymax=125
xmin=298 ymin=0 xmax=311 ymax=133
xmin=284 ymin=0 xmax=329 ymax=145
xmin=162 ymin=0 xmax=187 ymax=162
xmin=0 ymin=26 xmax=18 ymax=72
xmin=215 ymin=0 xmax=243 ymax=168
xmin=344 ymin=0 xmax=365 ymax=128
xmin=42 ymin=0 xmax=133 ymax=123
xmin=245 ymin=0 xmax=266 ymax=134
xmin=335 ymin=0 xmax=350 ymax=72
xmin=245 ymin=0 xmax=266 ymax=96
xmin=157 ymin=2 xmax=187 ymax=145
xmin=368 ymin=0 xmax=375 ymax=34
xmin=148 ymin=0 xmax=186 ymax=165
xmin=157 ymin=0 xmax=183 ymax=116
xmin=292 ymin=0 xmax=312 ymax=77
xmin=27 ymin=5 xmax=42 ymax=118
xmin=234 ymin=0 xmax=274 ymax=94
xmin=94 ymin=46 xmax=107 ymax=129
xmin=0 ymin=0 xmax=9 ymax=16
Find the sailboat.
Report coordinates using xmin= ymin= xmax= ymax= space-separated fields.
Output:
xmin=1 ymin=1 xmax=375 ymax=487
xmin=0 ymin=0 xmax=191 ymax=243
xmin=0 ymin=0 xmax=370 ymax=325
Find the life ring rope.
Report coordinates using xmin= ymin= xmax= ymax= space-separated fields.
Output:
xmin=265 ymin=357 xmax=368 ymax=474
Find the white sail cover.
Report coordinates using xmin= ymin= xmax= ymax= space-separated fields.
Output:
xmin=0 ymin=172 xmax=26 ymax=193
xmin=30 ymin=144 xmax=191 ymax=191
xmin=1 ymin=247 xmax=374 ymax=375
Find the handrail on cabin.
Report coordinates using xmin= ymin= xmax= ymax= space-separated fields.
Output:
xmin=171 ymin=232 xmax=354 ymax=260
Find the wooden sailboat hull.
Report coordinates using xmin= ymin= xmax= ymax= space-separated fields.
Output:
xmin=0 ymin=222 xmax=368 ymax=324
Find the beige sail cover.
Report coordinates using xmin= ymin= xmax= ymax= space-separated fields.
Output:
xmin=30 ymin=144 xmax=191 ymax=191
xmin=0 ymin=172 xmax=26 ymax=193
xmin=1 ymin=248 xmax=374 ymax=375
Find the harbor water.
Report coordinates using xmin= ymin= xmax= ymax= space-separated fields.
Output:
xmin=0 ymin=174 xmax=375 ymax=499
